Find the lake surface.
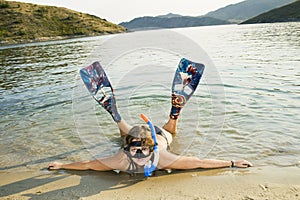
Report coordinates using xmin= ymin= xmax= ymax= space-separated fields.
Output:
xmin=0 ymin=22 xmax=299 ymax=172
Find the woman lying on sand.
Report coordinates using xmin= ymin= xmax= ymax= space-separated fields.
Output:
xmin=48 ymin=59 xmax=252 ymax=175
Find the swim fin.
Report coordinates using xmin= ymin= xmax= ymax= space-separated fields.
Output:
xmin=170 ymin=58 xmax=205 ymax=119
xmin=80 ymin=61 xmax=121 ymax=122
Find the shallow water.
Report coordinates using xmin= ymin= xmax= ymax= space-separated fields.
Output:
xmin=0 ymin=22 xmax=299 ymax=171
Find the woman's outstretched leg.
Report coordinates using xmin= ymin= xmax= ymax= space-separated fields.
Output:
xmin=162 ymin=118 xmax=178 ymax=136
xmin=99 ymin=94 xmax=132 ymax=137
xmin=117 ymin=119 xmax=132 ymax=137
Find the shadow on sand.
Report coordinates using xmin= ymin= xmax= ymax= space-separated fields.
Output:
xmin=0 ymin=144 xmax=152 ymax=199
xmin=0 ymin=169 xmax=147 ymax=199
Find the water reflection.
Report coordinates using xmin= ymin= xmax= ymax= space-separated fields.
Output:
xmin=0 ymin=23 xmax=299 ymax=170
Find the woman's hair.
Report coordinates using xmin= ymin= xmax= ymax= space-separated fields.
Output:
xmin=123 ymin=125 xmax=154 ymax=148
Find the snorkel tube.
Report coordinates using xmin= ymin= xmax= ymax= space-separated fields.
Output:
xmin=140 ymin=113 xmax=159 ymax=177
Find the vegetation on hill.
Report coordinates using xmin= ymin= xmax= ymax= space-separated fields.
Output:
xmin=0 ymin=1 xmax=126 ymax=44
xmin=240 ymin=0 xmax=300 ymax=24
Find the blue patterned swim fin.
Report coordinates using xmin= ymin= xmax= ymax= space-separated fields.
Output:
xmin=80 ymin=61 xmax=121 ymax=122
xmin=170 ymin=58 xmax=205 ymax=119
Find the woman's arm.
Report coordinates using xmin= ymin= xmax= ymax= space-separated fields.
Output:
xmin=48 ymin=151 xmax=129 ymax=171
xmin=158 ymin=150 xmax=253 ymax=170
xmin=48 ymin=159 xmax=112 ymax=171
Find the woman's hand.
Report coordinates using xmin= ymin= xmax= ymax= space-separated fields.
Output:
xmin=48 ymin=162 xmax=63 ymax=170
xmin=233 ymin=160 xmax=253 ymax=168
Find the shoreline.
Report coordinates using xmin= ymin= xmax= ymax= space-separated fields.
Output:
xmin=0 ymin=30 xmax=130 ymax=47
xmin=1 ymin=166 xmax=299 ymax=199
xmin=2 ymin=22 xmax=300 ymax=47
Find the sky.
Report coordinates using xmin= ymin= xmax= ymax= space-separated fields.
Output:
xmin=14 ymin=0 xmax=245 ymax=24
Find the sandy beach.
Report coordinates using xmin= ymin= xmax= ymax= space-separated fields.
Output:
xmin=0 ymin=166 xmax=299 ymax=200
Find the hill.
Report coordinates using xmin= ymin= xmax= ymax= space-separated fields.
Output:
xmin=0 ymin=1 xmax=126 ymax=44
xmin=240 ymin=0 xmax=300 ymax=24
xmin=119 ymin=14 xmax=231 ymax=30
xmin=119 ymin=0 xmax=296 ymax=30
xmin=204 ymin=0 xmax=295 ymax=23
xmin=156 ymin=13 xmax=182 ymax=18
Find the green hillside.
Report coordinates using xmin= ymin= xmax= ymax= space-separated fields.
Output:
xmin=0 ymin=1 xmax=126 ymax=44
xmin=241 ymin=0 xmax=300 ymax=24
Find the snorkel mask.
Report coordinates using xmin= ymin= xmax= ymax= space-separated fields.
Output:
xmin=140 ymin=114 xmax=159 ymax=177
xmin=126 ymin=141 xmax=152 ymax=159
xmin=123 ymin=114 xmax=159 ymax=176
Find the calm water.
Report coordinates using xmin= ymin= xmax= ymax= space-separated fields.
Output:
xmin=0 ymin=22 xmax=299 ymax=172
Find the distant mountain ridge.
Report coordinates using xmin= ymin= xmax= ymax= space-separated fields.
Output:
xmin=205 ymin=0 xmax=295 ymax=23
xmin=119 ymin=15 xmax=231 ymax=30
xmin=0 ymin=1 xmax=126 ymax=44
xmin=241 ymin=0 xmax=300 ymax=24
xmin=156 ymin=13 xmax=182 ymax=18
xmin=119 ymin=0 xmax=295 ymax=30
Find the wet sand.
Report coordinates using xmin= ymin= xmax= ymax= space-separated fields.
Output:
xmin=0 ymin=166 xmax=299 ymax=200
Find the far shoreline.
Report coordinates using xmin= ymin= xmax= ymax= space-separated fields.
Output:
xmin=0 ymin=31 xmax=129 ymax=47
xmin=2 ymin=21 xmax=300 ymax=47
